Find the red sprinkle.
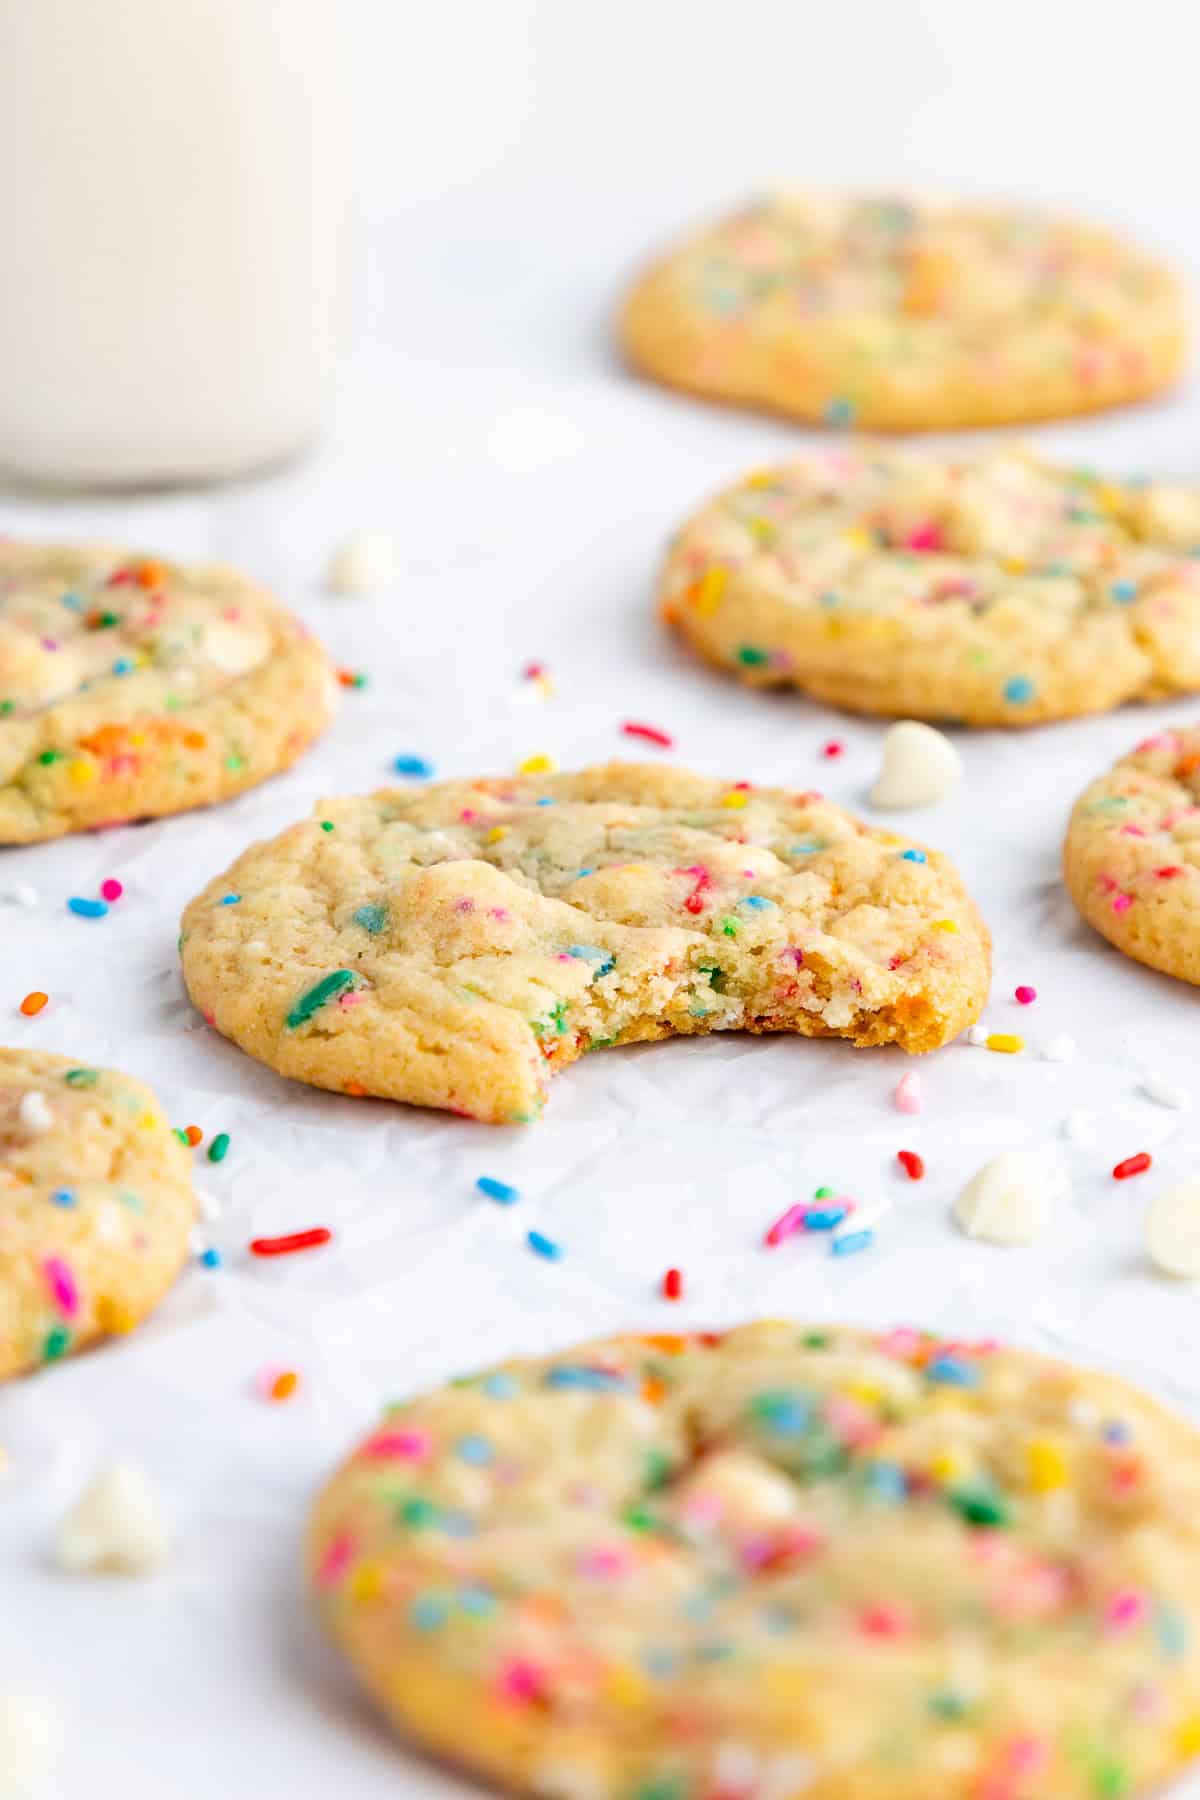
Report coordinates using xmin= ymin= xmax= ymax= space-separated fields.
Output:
xmin=249 ymin=1227 xmax=332 ymax=1258
xmin=662 ymin=1267 xmax=683 ymax=1301
xmin=622 ymin=720 xmax=675 ymax=750
xmin=1014 ymin=985 xmax=1036 ymax=1005
xmin=896 ymin=1149 xmax=925 ymax=1181
xmin=1113 ymin=1152 xmax=1152 ymax=1181
xmin=522 ymin=661 xmax=546 ymax=680
xmin=1155 ymin=866 xmax=1185 ymax=878
xmin=821 ymin=740 xmax=844 ymax=759
xmin=99 ymin=878 xmax=123 ymax=902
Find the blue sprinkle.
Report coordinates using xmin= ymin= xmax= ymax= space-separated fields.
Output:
xmin=455 ymin=1434 xmax=494 ymax=1466
xmin=1157 ymin=1608 xmax=1190 ymax=1658
xmin=568 ymin=944 xmax=614 ymax=976
xmin=804 ymin=1206 xmax=847 ymax=1231
xmin=825 ymin=397 xmax=856 ymax=427
xmin=439 ymin=1510 xmax=476 ymax=1538
xmin=545 ymin=1365 xmax=630 ymax=1392
xmin=220 ymin=893 xmax=241 ymax=905
xmin=831 ymin=1228 xmax=874 ymax=1258
xmin=60 ymin=591 xmax=83 ymax=611
xmin=575 ymin=867 xmax=595 ymax=878
xmin=640 ymin=1646 xmax=680 ymax=1678
xmin=1102 ymin=1419 xmax=1132 ymax=1445
xmin=482 ymin=1371 xmax=519 ymax=1400
xmin=753 ymin=1393 xmax=811 ymax=1434
xmin=392 ymin=754 xmax=434 ymax=778
xmin=900 ymin=849 xmax=927 ymax=864
xmin=457 ymin=1584 xmax=496 ymax=1618
xmin=50 ymin=1188 xmax=76 ymax=1208
xmin=1110 ymin=580 xmax=1137 ymax=603
xmin=353 ymin=903 xmax=388 ymax=933
xmin=67 ymin=897 xmax=109 ymax=919
xmin=819 ymin=590 xmax=841 ymax=608
xmin=789 ymin=839 xmax=825 ymax=856
xmin=199 ymin=1247 xmax=222 ymax=1269
xmin=864 ymin=1460 xmax=908 ymax=1502
xmin=1003 ymin=675 xmax=1035 ymax=704
xmin=476 ymin=1175 xmax=519 ymax=1205
xmin=111 ymin=657 xmax=135 ymax=676
xmin=535 ymin=797 xmax=555 ymax=806
xmin=926 ymin=1354 xmax=980 ymax=1387
xmin=741 ymin=895 xmax=774 ymax=910
xmin=410 ymin=1593 xmax=450 ymax=1631
xmin=527 ymin=1228 xmax=563 ymax=1261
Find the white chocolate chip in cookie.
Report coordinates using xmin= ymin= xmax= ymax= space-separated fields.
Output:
xmin=55 ymin=1462 xmax=171 ymax=1576
xmin=870 ymin=722 xmax=962 ymax=811
xmin=1146 ymin=1181 xmax=1200 ymax=1278
xmin=954 ymin=1149 xmax=1066 ymax=1246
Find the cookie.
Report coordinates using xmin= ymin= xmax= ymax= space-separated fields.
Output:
xmin=309 ymin=1319 xmax=1200 ymax=1800
xmin=0 ymin=1048 xmax=195 ymax=1379
xmin=660 ymin=447 xmax=1200 ymax=726
xmin=620 ymin=192 xmax=1188 ymax=431
xmin=178 ymin=763 xmax=990 ymax=1124
xmin=0 ymin=542 xmax=338 ymax=842
xmin=1063 ymin=726 xmax=1200 ymax=984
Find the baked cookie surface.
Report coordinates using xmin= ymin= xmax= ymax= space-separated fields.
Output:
xmin=0 ymin=542 xmax=337 ymax=841
xmin=309 ymin=1319 xmax=1200 ymax=1800
xmin=179 ymin=764 xmax=990 ymax=1123
xmin=1064 ymin=726 xmax=1200 ymax=983
xmin=660 ymin=447 xmax=1200 ymax=726
xmin=621 ymin=192 xmax=1188 ymax=431
xmin=0 ymin=1048 xmax=195 ymax=1379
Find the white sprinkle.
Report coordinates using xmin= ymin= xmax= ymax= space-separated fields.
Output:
xmin=869 ymin=720 xmax=961 ymax=810
xmin=953 ymin=1149 xmax=1067 ymax=1247
xmin=1068 ymin=1397 xmax=1100 ymax=1430
xmin=1141 ymin=1067 xmax=1191 ymax=1111
xmin=1146 ymin=1181 xmax=1200 ymax=1278
xmin=1063 ymin=1109 xmax=1097 ymax=1147
xmin=325 ymin=530 xmax=397 ymax=595
xmin=893 ymin=1070 xmax=922 ymax=1114
xmin=0 ymin=1690 xmax=61 ymax=1796
xmin=196 ymin=1188 xmax=224 ymax=1223
xmin=17 ymin=1092 xmax=52 ymax=1135
xmin=187 ymin=1225 xmax=209 ymax=1256
xmin=966 ymin=1024 xmax=988 ymax=1047
xmin=837 ymin=1197 xmax=892 ymax=1235
xmin=0 ymin=882 xmax=38 ymax=909
xmin=1042 ymin=1033 xmax=1076 ymax=1063
xmin=55 ymin=1463 xmax=170 ymax=1576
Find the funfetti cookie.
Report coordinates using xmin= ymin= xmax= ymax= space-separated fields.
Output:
xmin=178 ymin=764 xmax=990 ymax=1124
xmin=0 ymin=542 xmax=337 ymax=841
xmin=1064 ymin=727 xmax=1200 ymax=983
xmin=309 ymin=1319 xmax=1200 ymax=1800
xmin=0 ymin=1049 xmax=195 ymax=1379
xmin=621 ymin=192 xmax=1188 ymax=431
xmin=659 ymin=447 xmax=1200 ymax=726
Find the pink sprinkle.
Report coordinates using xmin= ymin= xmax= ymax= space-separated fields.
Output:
xmin=878 ymin=1326 xmax=922 ymax=1359
xmin=858 ymin=1603 xmax=912 ymax=1638
xmin=1105 ymin=1588 xmax=1148 ymax=1633
xmin=454 ymin=898 xmax=475 ymax=913
xmin=577 ymin=1546 xmax=630 ymax=1580
xmin=364 ymin=1429 xmax=431 ymax=1462
xmin=43 ymin=1256 xmax=78 ymax=1319
xmin=1014 ymin=985 xmax=1036 ymax=1005
xmin=904 ymin=522 xmax=944 ymax=553
xmin=894 ymin=1071 xmax=922 ymax=1115
xmin=764 ymin=1203 xmax=807 ymax=1248
xmin=496 ymin=1659 xmax=545 ymax=1705
xmin=316 ymin=1531 xmax=355 ymax=1588
xmin=821 ymin=740 xmax=844 ymax=759
xmin=337 ymin=990 xmax=368 ymax=1009
xmin=99 ymin=878 xmax=123 ymax=902
xmin=1112 ymin=893 xmax=1133 ymax=914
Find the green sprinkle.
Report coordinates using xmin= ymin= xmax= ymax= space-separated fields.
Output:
xmin=38 ymin=749 xmax=63 ymax=765
xmin=813 ymin=1186 xmax=834 ymax=1200
xmin=286 ymin=969 xmax=357 ymax=1029
xmin=0 ymin=699 xmax=13 ymax=716
xmin=207 ymin=1132 xmax=230 ymax=1164
xmin=173 ymin=1128 xmax=189 ymax=1146
xmin=1092 ymin=1760 xmax=1130 ymax=1798
xmin=736 ymin=645 xmax=768 ymax=667
xmin=719 ymin=916 xmax=738 ymax=937
xmin=643 ymin=1448 xmax=673 ymax=1492
xmin=948 ymin=1484 xmax=1010 ymax=1528
xmin=399 ymin=1496 xmax=437 ymax=1530
xmin=320 ymin=820 xmax=335 ymax=832
xmin=928 ymin=1688 xmax=971 ymax=1720
xmin=43 ymin=1326 xmax=71 ymax=1361
xmin=802 ymin=1330 xmax=830 ymax=1348
xmin=224 ymin=753 xmax=245 ymax=771
xmin=622 ymin=1503 xmax=656 ymax=1534
xmin=64 ymin=1068 xmax=98 ymax=1087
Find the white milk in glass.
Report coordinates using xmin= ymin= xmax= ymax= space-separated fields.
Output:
xmin=0 ymin=0 xmax=346 ymax=486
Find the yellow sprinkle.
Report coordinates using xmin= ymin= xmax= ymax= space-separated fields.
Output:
xmin=1175 ymin=1716 xmax=1200 ymax=1756
xmin=747 ymin=517 xmax=776 ymax=546
xmin=843 ymin=1379 xmax=883 ymax=1407
xmin=67 ymin=758 xmax=97 ymax=788
xmin=349 ymin=1560 xmax=386 ymax=1604
xmin=1001 ymin=557 xmax=1027 ymax=575
xmin=932 ymin=919 xmax=959 ymax=933
xmin=721 ymin=791 xmax=748 ymax=809
xmin=928 ymin=1447 xmax=970 ymax=1484
xmin=1026 ymin=1438 xmax=1069 ymax=1493
xmin=137 ymin=1111 xmax=159 ymax=1131
xmin=602 ymin=1664 xmax=649 ymax=1709
xmin=96 ymin=1297 xmax=138 ymax=1335
xmin=741 ymin=470 xmax=776 ymax=491
xmin=518 ymin=754 xmax=555 ymax=776
xmin=689 ymin=565 xmax=728 ymax=616
xmin=485 ymin=826 xmax=508 ymax=844
xmin=986 ymin=1032 xmax=1024 ymax=1055
xmin=841 ymin=526 xmax=874 ymax=553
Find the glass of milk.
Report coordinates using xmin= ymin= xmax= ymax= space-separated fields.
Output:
xmin=0 ymin=0 xmax=347 ymax=487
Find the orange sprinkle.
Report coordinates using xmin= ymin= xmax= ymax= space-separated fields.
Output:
xmin=182 ymin=730 xmax=207 ymax=749
xmin=19 ymin=991 xmax=48 ymax=1017
xmin=344 ymin=1079 xmax=367 ymax=1097
xmin=641 ymin=1375 xmax=667 ymax=1405
xmin=270 ymin=1371 xmax=300 ymax=1403
xmin=135 ymin=557 xmax=169 ymax=589
xmin=184 ymin=1124 xmax=203 ymax=1148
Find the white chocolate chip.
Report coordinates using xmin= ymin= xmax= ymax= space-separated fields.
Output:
xmin=55 ymin=1462 xmax=170 ymax=1576
xmin=869 ymin=720 xmax=962 ymax=810
xmin=325 ymin=530 xmax=397 ymax=595
xmin=953 ymin=1150 xmax=1066 ymax=1246
xmin=1141 ymin=1068 xmax=1191 ymax=1111
xmin=1042 ymin=1033 xmax=1076 ymax=1063
xmin=17 ymin=1092 xmax=52 ymax=1135
xmin=0 ymin=1690 xmax=61 ymax=1797
xmin=1146 ymin=1181 xmax=1200 ymax=1278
